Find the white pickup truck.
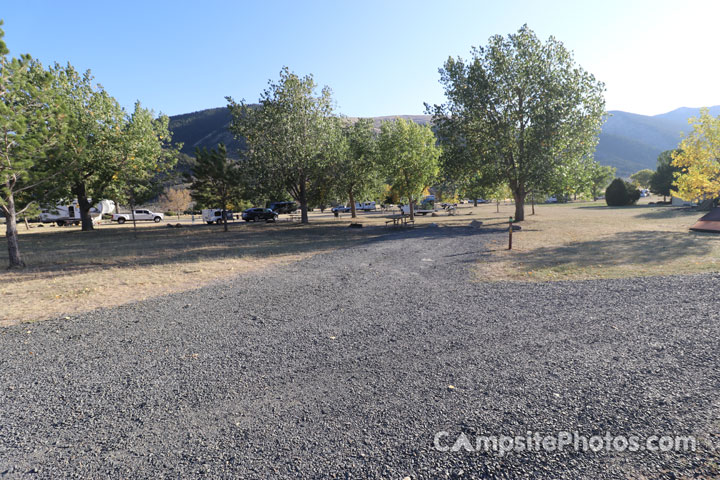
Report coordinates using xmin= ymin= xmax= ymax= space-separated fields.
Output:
xmin=112 ymin=209 xmax=164 ymax=224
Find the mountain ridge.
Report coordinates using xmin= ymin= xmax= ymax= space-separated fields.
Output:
xmin=168 ymin=106 xmax=720 ymax=177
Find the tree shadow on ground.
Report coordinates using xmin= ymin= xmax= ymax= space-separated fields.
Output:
xmin=514 ymin=230 xmax=717 ymax=272
xmin=0 ymin=221 xmax=500 ymax=278
xmin=576 ymin=204 xmax=648 ymax=211
xmin=634 ymin=207 xmax=707 ymax=220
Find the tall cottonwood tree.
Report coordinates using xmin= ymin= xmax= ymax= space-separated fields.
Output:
xmin=50 ymin=67 xmax=175 ymax=231
xmin=0 ymin=22 xmax=65 ymax=268
xmin=335 ymin=118 xmax=381 ymax=218
xmin=428 ymin=25 xmax=605 ymax=221
xmin=227 ymin=68 xmax=343 ymax=224
xmin=49 ymin=64 xmax=126 ymax=230
xmin=378 ymin=119 xmax=441 ymax=220
xmin=113 ymin=102 xmax=177 ymax=233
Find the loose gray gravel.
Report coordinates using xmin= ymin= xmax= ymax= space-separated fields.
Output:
xmin=1 ymin=225 xmax=719 ymax=479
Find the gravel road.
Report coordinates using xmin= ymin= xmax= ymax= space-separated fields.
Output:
xmin=1 ymin=225 xmax=719 ymax=479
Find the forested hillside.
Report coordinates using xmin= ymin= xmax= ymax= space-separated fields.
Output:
xmin=168 ymin=106 xmax=720 ymax=177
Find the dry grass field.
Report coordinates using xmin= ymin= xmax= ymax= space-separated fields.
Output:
xmin=1 ymin=198 xmax=718 ymax=325
xmin=0 ymin=217 xmax=384 ymax=325
xmin=471 ymin=198 xmax=720 ymax=282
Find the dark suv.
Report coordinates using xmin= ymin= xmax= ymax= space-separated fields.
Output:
xmin=268 ymin=201 xmax=298 ymax=214
xmin=242 ymin=208 xmax=278 ymax=222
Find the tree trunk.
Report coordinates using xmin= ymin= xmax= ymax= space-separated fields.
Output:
xmin=74 ymin=182 xmax=95 ymax=231
xmin=129 ymin=200 xmax=138 ymax=238
xmin=4 ymin=194 xmax=25 ymax=269
xmin=496 ymin=200 xmax=500 ymax=213
xmin=299 ymin=180 xmax=309 ymax=224
xmin=474 ymin=199 xmax=478 ymax=207
xmin=349 ymin=190 xmax=356 ymax=219
xmin=223 ymin=206 xmax=228 ymax=232
xmin=512 ymin=188 xmax=526 ymax=222
xmin=23 ymin=217 xmax=30 ymax=230
xmin=531 ymin=192 xmax=535 ymax=215
xmin=409 ymin=196 xmax=415 ymax=221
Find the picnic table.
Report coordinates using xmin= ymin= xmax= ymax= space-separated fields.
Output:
xmin=385 ymin=214 xmax=415 ymax=227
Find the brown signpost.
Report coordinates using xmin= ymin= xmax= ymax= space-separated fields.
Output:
xmin=508 ymin=217 xmax=513 ymax=250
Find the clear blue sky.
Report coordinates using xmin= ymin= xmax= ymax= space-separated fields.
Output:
xmin=4 ymin=0 xmax=720 ymax=117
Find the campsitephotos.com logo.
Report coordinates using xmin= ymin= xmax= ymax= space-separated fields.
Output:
xmin=434 ymin=431 xmax=696 ymax=457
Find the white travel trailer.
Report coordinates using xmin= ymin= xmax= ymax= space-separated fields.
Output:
xmin=40 ymin=200 xmax=116 ymax=226
xmin=355 ymin=201 xmax=376 ymax=211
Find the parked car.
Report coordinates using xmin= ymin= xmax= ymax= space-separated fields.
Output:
xmin=545 ymin=196 xmax=558 ymax=204
xmin=331 ymin=205 xmax=352 ymax=213
xmin=242 ymin=208 xmax=278 ymax=222
xmin=268 ymin=201 xmax=298 ymax=214
xmin=202 ymin=209 xmax=234 ymax=225
xmin=112 ymin=209 xmax=164 ymax=224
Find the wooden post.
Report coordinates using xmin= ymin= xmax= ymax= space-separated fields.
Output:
xmin=508 ymin=216 xmax=513 ymax=250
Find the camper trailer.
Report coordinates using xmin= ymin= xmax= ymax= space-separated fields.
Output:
xmin=40 ymin=200 xmax=116 ymax=226
xmin=356 ymin=201 xmax=376 ymax=211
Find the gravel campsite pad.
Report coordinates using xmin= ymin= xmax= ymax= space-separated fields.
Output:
xmin=1 ymin=225 xmax=719 ymax=478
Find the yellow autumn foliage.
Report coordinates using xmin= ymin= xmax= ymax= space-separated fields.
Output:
xmin=672 ymin=108 xmax=720 ymax=201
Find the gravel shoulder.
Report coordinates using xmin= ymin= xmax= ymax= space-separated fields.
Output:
xmin=1 ymin=225 xmax=719 ymax=479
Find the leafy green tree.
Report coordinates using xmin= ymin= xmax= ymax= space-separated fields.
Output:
xmin=487 ymin=183 xmax=512 ymax=213
xmin=227 ymin=68 xmax=343 ymax=224
xmin=49 ymin=64 xmax=127 ymax=231
xmin=0 ymin=22 xmax=66 ymax=268
xmin=436 ymin=116 xmax=502 ymax=207
xmin=589 ymin=163 xmax=616 ymax=200
xmin=672 ymin=109 xmax=720 ymax=202
xmin=457 ymin=173 xmax=496 ymax=206
xmin=334 ymin=118 xmax=380 ymax=218
xmin=630 ymin=169 xmax=654 ymax=188
xmin=113 ymin=102 xmax=177 ymax=233
xmin=185 ymin=144 xmax=244 ymax=232
xmin=650 ymin=150 xmax=680 ymax=201
xmin=541 ymin=155 xmax=597 ymax=202
xmin=378 ymin=118 xmax=441 ymax=220
xmin=50 ymin=67 xmax=175 ymax=232
xmin=428 ymin=25 xmax=606 ymax=221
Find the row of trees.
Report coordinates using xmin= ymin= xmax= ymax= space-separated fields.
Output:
xmin=3 ymin=24 xmax=619 ymax=268
xmin=204 ymin=68 xmax=443 ymax=225
xmin=193 ymin=26 xmax=608 ymax=228
xmin=1 ymin=22 xmax=176 ymax=268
